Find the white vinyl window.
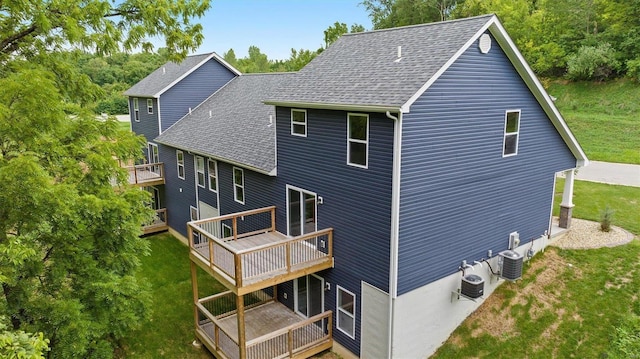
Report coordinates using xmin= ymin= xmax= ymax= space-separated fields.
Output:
xmin=222 ymin=223 xmax=232 ymax=239
xmin=195 ymin=156 xmax=205 ymax=187
xmin=503 ymin=110 xmax=521 ymax=157
xmin=347 ymin=113 xmax=369 ymax=168
xmin=337 ymin=286 xmax=356 ymax=339
xmin=233 ymin=167 xmax=245 ymax=204
xmin=133 ymin=98 xmax=140 ymax=122
xmin=147 ymin=99 xmax=153 ymax=114
xmin=176 ymin=150 xmax=185 ymax=179
xmin=291 ymin=109 xmax=307 ymax=137
xmin=207 ymin=159 xmax=218 ymax=192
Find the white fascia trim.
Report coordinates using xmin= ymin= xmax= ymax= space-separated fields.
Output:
xmin=263 ymin=100 xmax=400 ymax=114
xmin=153 ymin=52 xmax=241 ymax=98
xmin=400 ymin=17 xmax=495 ymax=113
xmin=154 ymin=142 xmax=276 ymax=177
xmin=488 ymin=20 xmax=589 ymax=167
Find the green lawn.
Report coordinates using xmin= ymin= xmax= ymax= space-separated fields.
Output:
xmin=547 ymin=79 xmax=640 ymax=164
xmin=117 ymin=120 xmax=131 ymax=132
xmin=120 ymin=233 xmax=223 ymax=358
xmin=554 ymin=178 xmax=640 ymax=235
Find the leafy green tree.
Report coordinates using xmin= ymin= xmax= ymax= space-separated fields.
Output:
xmin=566 ymin=43 xmax=621 ymax=81
xmin=0 ymin=319 xmax=49 ymax=359
xmin=223 ymin=48 xmax=239 ymax=67
xmin=324 ymin=22 xmax=349 ymax=47
xmin=0 ymin=0 xmax=210 ymax=357
xmin=363 ymin=0 xmax=461 ymax=29
xmin=286 ymin=49 xmax=319 ymax=71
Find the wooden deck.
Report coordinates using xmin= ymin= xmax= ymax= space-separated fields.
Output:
xmin=125 ymin=163 xmax=165 ymax=186
xmin=142 ymin=208 xmax=168 ymax=235
xmin=190 ymin=229 xmax=333 ymax=295
xmin=196 ymin=301 xmax=332 ymax=359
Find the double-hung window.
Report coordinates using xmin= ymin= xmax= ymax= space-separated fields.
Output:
xmin=176 ymin=150 xmax=185 ymax=179
xmin=195 ymin=156 xmax=205 ymax=187
xmin=233 ymin=167 xmax=245 ymax=204
xmin=133 ymin=98 xmax=140 ymax=122
xmin=207 ymin=159 xmax=218 ymax=192
xmin=147 ymin=99 xmax=153 ymax=114
xmin=503 ymin=110 xmax=521 ymax=156
xmin=291 ymin=109 xmax=307 ymax=136
xmin=347 ymin=113 xmax=369 ymax=168
xmin=337 ymin=286 xmax=356 ymax=338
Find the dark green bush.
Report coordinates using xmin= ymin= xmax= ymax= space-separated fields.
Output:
xmin=567 ymin=43 xmax=621 ymax=81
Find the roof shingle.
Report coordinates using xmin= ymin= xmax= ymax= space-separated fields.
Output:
xmin=155 ymin=73 xmax=293 ymax=174
xmin=265 ymin=15 xmax=493 ymax=108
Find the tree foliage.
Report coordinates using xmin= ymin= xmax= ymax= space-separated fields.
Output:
xmin=0 ymin=0 xmax=210 ymax=357
xmin=0 ymin=319 xmax=49 ymax=359
xmin=364 ymin=0 xmax=640 ymax=80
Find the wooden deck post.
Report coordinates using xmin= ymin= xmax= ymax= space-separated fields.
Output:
xmin=236 ymin=294 xmax=246 ymax=359
xmin=190 ymin=261 xmax=199 ymax=332
xmin=270 ymin=206 xmax=276 ymax=232
xmin=233 ymin=216 xmax=238 ymax=241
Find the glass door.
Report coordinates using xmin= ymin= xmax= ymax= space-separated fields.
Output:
xmin=287 ymin=186 xmax=317 ymax=237
xmin=148 ymin=143 xmax=159 ymax=174
xmin=295 ymin=274 xmax=324 ymax=319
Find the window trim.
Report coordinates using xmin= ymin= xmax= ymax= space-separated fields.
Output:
xmin=221 ymin=223 xmax=233 ymax=239
xmin=233 ymin=167 xmax=245 ymax=204
xmin=133 ymin=98 xmax=140 ymax=122
xmin=346 ymin=113 xmax=369 ymax=169
xmin=195 ymin=156 xmax=205 ymax=188
xmin=176 ymin=150 xmax=185 ymax=180
xmin=147 ymin=98 xmax=153 ymax=114
xmin=502 ymin=109 xmax=521 ymax=157
xmin=291 ymin=109 xmax=307 ymax=137
xmin=189 ymin=206 xmax=199 ymax=221
xmin=336 ymin=286 xmax=356 ymax=339
xmin=207 ymin=159 xmax=218 ymax=192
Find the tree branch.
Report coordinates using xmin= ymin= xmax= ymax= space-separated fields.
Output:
xmin=0 ymin=24 xmax=39 ymax=55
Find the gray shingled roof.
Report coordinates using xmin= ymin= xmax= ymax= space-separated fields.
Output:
xmin=124 ymin=53 xmax=215 ymax=97
xmin=155 ymin=73 xmax=293 ymax=174
xmin=265 ymin=15 xmax=494 ymax=109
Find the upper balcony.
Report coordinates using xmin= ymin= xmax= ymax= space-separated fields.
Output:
xmin=125 ymin=163 xmax=165 ymax=186
xmin=188 ymin=206 xmax=333 ymax=295
xmin=142 ymin=208 xmax=168 ymax=235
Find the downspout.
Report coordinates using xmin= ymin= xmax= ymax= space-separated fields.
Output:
xmin=386 ymin=110 xmax=402 ymax=359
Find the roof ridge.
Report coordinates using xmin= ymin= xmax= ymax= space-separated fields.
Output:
xmin=241 ymin=72 xmax=296 ymax=76
xmin=342 ymin=14 xmax=495 ymax=37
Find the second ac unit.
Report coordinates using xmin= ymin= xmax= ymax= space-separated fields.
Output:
xmin=498 ymin=250 xmax=523 ymax=281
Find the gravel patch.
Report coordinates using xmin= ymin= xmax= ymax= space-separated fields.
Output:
xmin=551 ymin=218 xmax=636 ymax=249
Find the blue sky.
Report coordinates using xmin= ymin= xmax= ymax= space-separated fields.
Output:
xmin=195 ymin=0 xmax=372 ymax=60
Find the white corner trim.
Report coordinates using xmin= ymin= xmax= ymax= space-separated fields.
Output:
xmin=400 ymin=16 xmax=496 ymax=113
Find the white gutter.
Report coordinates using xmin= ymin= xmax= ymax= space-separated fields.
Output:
xmin=386 ymin=110 xmax=402 ymax=358
xmin=263 ymin=100 xmax=400 ymax=114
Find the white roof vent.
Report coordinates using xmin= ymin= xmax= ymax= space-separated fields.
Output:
xmin=479 ymin=33 xmax=491 ymax=54
xmin=394 ymin=45 xmax=402 ymax=63
xmin=162 ymin=66 xmax=166 ymax=74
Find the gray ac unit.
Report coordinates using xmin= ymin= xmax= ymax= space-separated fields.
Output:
xmin=461 ymin=274 xmax=485 ymax=299
xmin=498 ymin=250 xmax=523 ymax=281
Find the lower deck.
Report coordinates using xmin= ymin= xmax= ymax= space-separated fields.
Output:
xmin=196 ymin=300 xmax=332 ymax=359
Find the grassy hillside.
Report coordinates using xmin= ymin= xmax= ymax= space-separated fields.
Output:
xmin=547 ymin=79 xmax=640 ymax=164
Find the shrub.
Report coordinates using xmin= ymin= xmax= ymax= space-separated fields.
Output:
xmin=566 ymin=43 xmax=621 ymax=81
xmin=600 ymin=206 xmax=615 ymax=232
xmin=626 ymin=58 xmax=640 ymax=83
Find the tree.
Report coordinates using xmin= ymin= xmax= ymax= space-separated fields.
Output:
xmin=362 ymin=0 xmax=462 ymax=29
xmin=0 ymin=0 xmax=210 ymax=357
xmin=324 ymin=22 xmax=349 ymax=47
xmin=223 ymin=48 xmax=239 ymax=67
xmin=0 ymin=319 xmax=49 ymax=359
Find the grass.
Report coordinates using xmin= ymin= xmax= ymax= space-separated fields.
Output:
xmin=547 ymin=79 xmax=640 ymax=164
xmin=554 ymin=178 xmax=640 ymax=235
xmin=116 ymin=120 xmax=131 ymax=132
xmin=433 ymin=179 xmax=640 ymax=358
xmin=120 ymin=233 xmax=224 ymax=358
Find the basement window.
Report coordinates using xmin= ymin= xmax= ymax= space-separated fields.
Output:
xmin=503 ymin=110 xmax=520 ymax=157
xmin=337 ymin=286 xmax=356 ymax=339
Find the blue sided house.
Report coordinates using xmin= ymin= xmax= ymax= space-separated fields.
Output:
xmin=125 ymin=15 xmax=588 ymax=359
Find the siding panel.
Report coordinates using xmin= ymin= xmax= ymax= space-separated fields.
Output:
xmin=129 ymin=97 xmax=159 ymax=143
xmin=159 ymin=59 xmax=236 ymax=132
xmin=397 ymin=33 xmax=577 ymax=294
xmin=275 ymin=107 xmax=394 ymax=356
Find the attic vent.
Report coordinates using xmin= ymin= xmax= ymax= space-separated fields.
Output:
xmin=162 ymin=67 xmax=166 ymax=74
xmin=209 ymin=110 xmax=212 ymax=118
xmin=479 ymin=33 xmax=491 ymax=54
xmin=394 ymin=45 xmax=402 ymax=63
xmin=498 ymin=250 xmax=523 ymax=281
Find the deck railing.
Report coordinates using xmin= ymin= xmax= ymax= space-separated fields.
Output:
xmin=196 ymin=292 xmax=332 ymax=359
xmin=189 ymin=206 xmax=333 ymax=289
xmin=142 ymin=208 xmax=168 ymax=234
xmin=124 ymin=162 xmax=165 ymax=185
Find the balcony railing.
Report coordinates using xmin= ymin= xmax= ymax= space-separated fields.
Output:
xmin=188 ymin=206 xmax=333 ymax=294
xmin=142 ymin=208 xmax=168 ymax=235
xmin=195 ymin=290 xmax=332 ymax=359
xmin=125 ymin=163 xmax=165 ymax=186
